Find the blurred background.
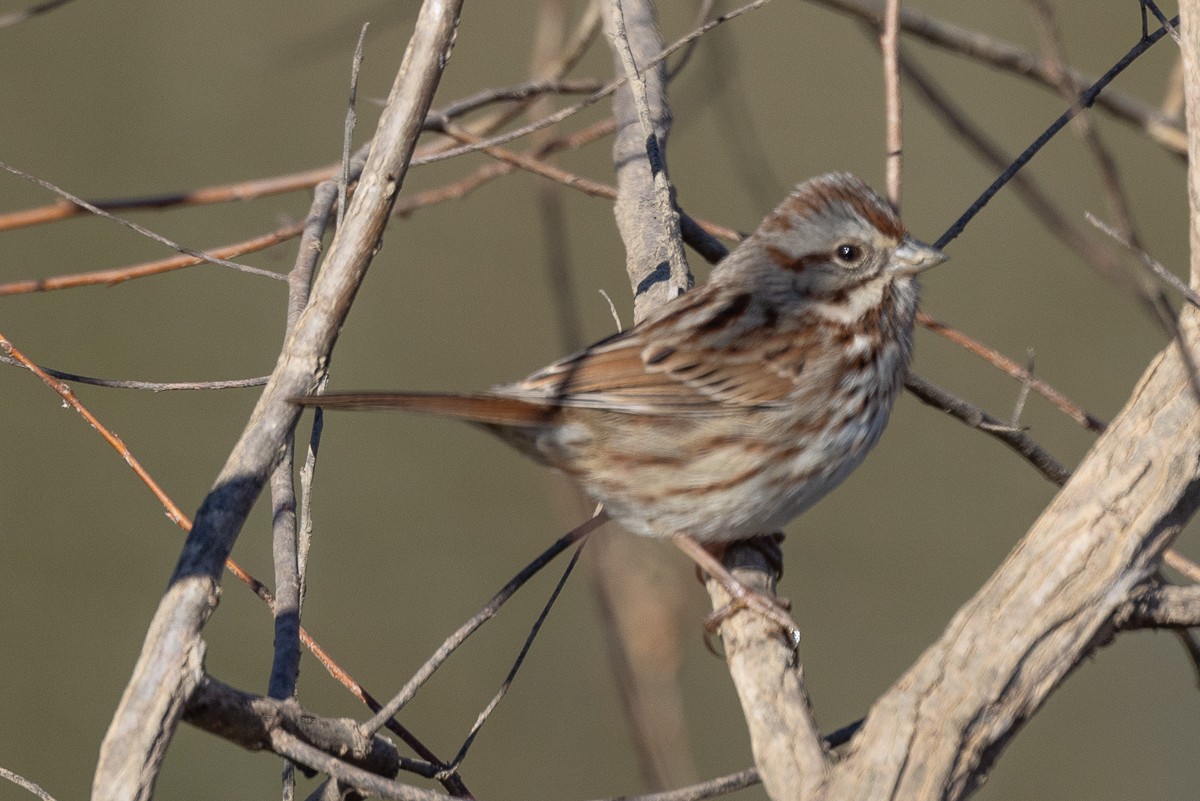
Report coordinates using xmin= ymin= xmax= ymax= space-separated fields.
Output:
xmin=1 ymin=1 xmax=1196 ymax=798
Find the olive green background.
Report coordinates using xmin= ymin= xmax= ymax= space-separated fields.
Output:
xmin=1 ymin=1 xmax=1197 ymax=799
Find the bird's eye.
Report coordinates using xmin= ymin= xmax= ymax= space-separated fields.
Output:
xmin=834 ymin=243 xmax=863 ymax=265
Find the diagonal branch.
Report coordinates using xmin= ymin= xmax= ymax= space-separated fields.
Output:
xmin=90 ymin=3 xmax=464 ymax=798
xmin=819 ymin=5 xmax=1200 ymax=798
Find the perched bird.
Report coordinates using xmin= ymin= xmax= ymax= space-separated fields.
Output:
xmin=296 ymin=173 xmax=946 ymax=630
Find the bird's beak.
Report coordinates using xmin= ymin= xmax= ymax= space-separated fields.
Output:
xmin=891 ymin=236 xmax=948 ymax=276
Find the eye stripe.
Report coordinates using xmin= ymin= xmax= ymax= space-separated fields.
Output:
xmin=765 ymin=246 xmax=825 ymax=273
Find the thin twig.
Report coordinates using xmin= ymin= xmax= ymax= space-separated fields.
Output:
xmin=917 ymin=313 xmax=1107 ymax=432
xmin=0 ymin=220 xmax=300 ymax=296
xmin=1087 ymin=212 xmax=1200 ymax=310
xmin=0 ymin=767 xmax=58 ymax=801
xmin=0 ymin=162 xmax=286 ymax=281
xmin=412 ymin=0 xmax=775 ymax=166
xmin=269 ymin=731 xmax=447 ymax=801
xmin=433 ymin=121 xmax=741 ymax=244
xmin=1141 ymin=0 xmax=1182 ymax=43
xmin=1023 ymin=0 xmax=1194 ymax=390
xmin=1027 ymin=0 xmax=1142 ymax=251
xmin=449 ymin=543 xmax=586 ymax=771
xmin=899 ymin=49 xmax=1129 ymax=284
xmin=437 ymin=121 xmax=617 ymax=200
xmin=811 ymin=0 xmax=1187 ymax=155
xmin=582 ymin=770 xmax=760 ymax=801
xmin=1 ymin=334 xmax=194 ymax=529
xmin=360 ymin=511 xmax=608 ymax=737
xmin=0 ymin=164 xmax=340 ymax=232
xmin=1165 ymin=549 xmax=1200 ymax=584
xmin=0 ymin=357 xmax=269 ymax=391
xmin=904 ymin=372 xmax=1072 ymax=486
xmin=435 ymin=77 xmax=605 ymax=121
xmin=1008 ymin=350 xmax=1035 ymax=428
xmin=340 ymin=24 xmax=370 ymax=230
xmin=880 ymin=0 xmax=903 ymax=207
xmin=0 ymin=80 xmax=600 ymax=235
xmin=936 ymin=14 xmax=1178 ymax=249
xmin=0 ymin=329 xmax=463 ymax=784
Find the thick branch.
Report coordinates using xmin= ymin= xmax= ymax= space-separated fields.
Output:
xmin=828 ymin=317 xmax=1200 ymax=800
xmin=183 ymin=675 xmax=406 ymax=778
xmin=603 ymin=4 xmax=826 ymax=801
xmin=815 ymin=13 xmax=1200 ymax=795
xmin=605 ymin=0 xmax=692 ymax=324
xmin=90 ymin=3 xmax=463 ymax=799
xmin=1114 ymin=583 xmax=1200 ymax=630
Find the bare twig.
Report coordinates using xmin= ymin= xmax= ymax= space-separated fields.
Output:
xmin=899 ymin=50 xmax=1130 ymax=291
xmin=917 ymin=313 xmax=1107 ymax=432
xmin=339 ymin=23 xmax=370 ymax=230
xmin=1165 ymin=549 xmax=1200 ymax=583
xmin=1008 ymin=350 xmax=1035 ymax=428
xmin=0 ymin=328 xmax=463 ymax=791
xmin=436 ymin=76 xmax=605 ymax=121
xmin=880 ymin=0 xmax=902 ymax=207
xmin=1027 ymin=0 xmax=1142 ymax=249
xmin=449 ymin=544 xmax=586 ymax=770
xmin=904 ymin=373 xmax=1072 ymax=486
xmin=811 ymin=0 xmax=1187 ymax=155
xmin=0 ymin=219 xmax=300 ymax=296
xmin=0 ymin=768 xmax=57 ymax=801
xmin=360 ymin=511 xmax=607 ymax=737
xmin=0 ymin=358 xmax=269 ymax=391
xmin=582 ymin=769 xmax=760 ymax=801
xmin=413 ymin=0 xmax=775 ymax=167
xmin=184 ymin=675 xmax=412 ymax=779
xmin=0 ymin=335 xmax=194 ymax=529
xmin=0 ymin=162 xmax=286 ymax=282
xmin=1114 ymin=582 xmax=1200 ymax=629
xmin=269 ymin=731 xmax=447 ymax=801
xmin=1087 ymin=212 xmax=1200 ymax=310
xmin=936 ymin=14 xmax=1178 ymax=249
xmin=93 ymin=3 xmax=464 ymax=797
xmin=1141 ymin=0 xmax=1182 ymax=43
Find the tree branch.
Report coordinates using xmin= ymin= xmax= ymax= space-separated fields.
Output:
xmin=91 ymin=3 xmax=464 ymax=798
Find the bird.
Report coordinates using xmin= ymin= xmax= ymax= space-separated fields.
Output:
xmin=295 ymin=172 xmax=946 ymax=634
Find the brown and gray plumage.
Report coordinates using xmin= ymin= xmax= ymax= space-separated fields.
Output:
xmin=295 ymin=173 xmax=946 ymax=543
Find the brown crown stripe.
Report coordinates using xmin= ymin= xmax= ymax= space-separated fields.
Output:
xmin=759 ymin=210 xmax=792 ymax=233
xmin=788 ymin=177 xmax=905 ymax=240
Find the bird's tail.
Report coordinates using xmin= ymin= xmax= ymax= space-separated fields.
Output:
xmin=292 ymin=391 xmax=557 ymax=428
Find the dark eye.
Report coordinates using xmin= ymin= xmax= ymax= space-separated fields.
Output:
xmin=834 ymin=243 xmax=863 ymax=265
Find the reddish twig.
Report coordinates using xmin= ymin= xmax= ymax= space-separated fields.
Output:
xmin=0 ymin=331 xmax=466 ymax=788
xmin=917 ymin=312 xmax=1108 ymax=432
xmin=0 ymin=221 xmax=302 ymax=297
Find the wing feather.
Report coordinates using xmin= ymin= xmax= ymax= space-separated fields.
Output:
xmin=496 ymin=283 xmax=806 ymax=414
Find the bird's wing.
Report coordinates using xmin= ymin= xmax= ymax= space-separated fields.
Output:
xmin=497 ymin=285 xmax=811 ymax=414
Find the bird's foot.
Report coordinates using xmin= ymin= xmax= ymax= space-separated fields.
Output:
xmin=674 ymin=534 xmax=800 ymax=651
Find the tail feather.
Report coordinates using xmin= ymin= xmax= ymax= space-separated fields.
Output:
xmin=292 ymin=391 xmax=558 ymax=428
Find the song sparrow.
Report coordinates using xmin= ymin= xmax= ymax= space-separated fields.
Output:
xmin=296 ymin=173 xmax=945 ymax=626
